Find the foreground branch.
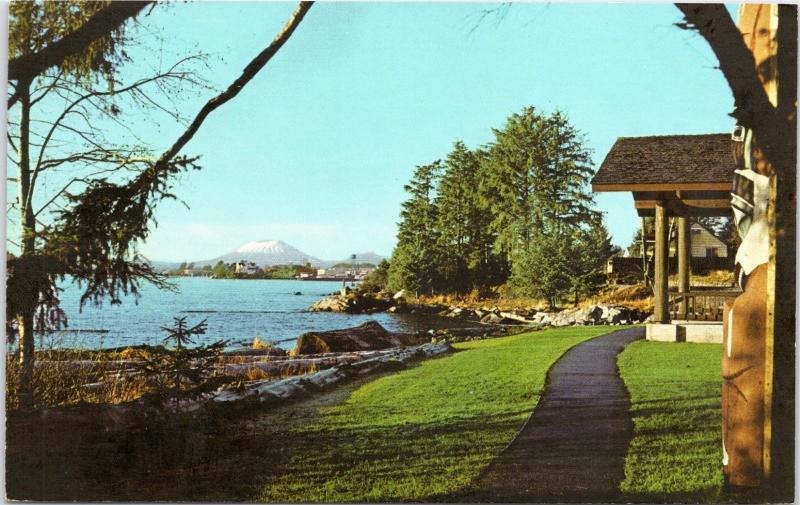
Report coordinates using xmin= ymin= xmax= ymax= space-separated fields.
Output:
xmin=37 ymin=1 xmax=315 ymax=311
xmin=675 ymin=4 xmax=788 ymax=171
xmin=154 ymin=1 xmax=314 ymax=169
xmin=8 ymin=2 xmax=152 ymax=84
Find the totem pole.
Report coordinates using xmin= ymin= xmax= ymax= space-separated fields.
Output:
xmin=722 ymin=4 xmax=794 ymax=491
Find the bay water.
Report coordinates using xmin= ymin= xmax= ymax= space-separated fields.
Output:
xmin=40 ymin=277 xmax=474 ymax=351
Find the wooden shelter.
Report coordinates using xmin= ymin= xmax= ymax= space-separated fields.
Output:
xmin=592 ymin=133 xmax=735 ymax=333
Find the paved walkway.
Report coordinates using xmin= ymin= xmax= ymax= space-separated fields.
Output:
xmin=464 ymin=327 xmax=645 ymax=503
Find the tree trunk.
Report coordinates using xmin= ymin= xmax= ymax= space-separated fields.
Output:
xmin=16 ymin=79 xmax=36 ymax=409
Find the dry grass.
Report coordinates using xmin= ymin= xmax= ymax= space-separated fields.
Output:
xmin=5 ymin=353 xmax=151 ymax=410
xmin=244 ymin=367 xmax=273 ymax=381
xmin=581 ymin=284 xmax=654 ymax=313
xmin=240 ymin=362 xmax=319 ymax=381
xmin=251 ymin=337 xmax=271 ymax=350
xmin=6 ymin=344 xmax=326 ymax=412
xmin=413 ymin=292 xmax=546 ymax=312
xmin=683 ymin=269 xmax=736 ymax=287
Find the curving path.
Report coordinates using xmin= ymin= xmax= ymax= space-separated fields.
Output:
xmin=463 ymin=326 xmax=645 ymax=503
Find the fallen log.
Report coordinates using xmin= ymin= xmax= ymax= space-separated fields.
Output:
xmin=213 ymin=341 xmax=452 ymax=405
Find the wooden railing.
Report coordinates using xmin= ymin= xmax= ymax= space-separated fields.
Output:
xmin=668 ymin=289 xmax=742 ymax=321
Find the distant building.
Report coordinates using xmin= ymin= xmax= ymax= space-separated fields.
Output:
xmin=234 ymin=261 xmax=261 ymax=275
xmin=308 ymin=265 xmax=376 ymax=281
xmin=607 ymin=223 xmax=730 ymax=278
xmin=688 ymin=223 xmax=728 ymax=258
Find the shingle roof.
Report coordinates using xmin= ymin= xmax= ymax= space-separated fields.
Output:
xmin=592 ymin=133 xmax=734 ymax=191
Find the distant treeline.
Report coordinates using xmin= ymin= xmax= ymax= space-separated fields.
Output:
xmin=374 ymin=106 xmax=618 ymax=308
xmin=164 ymin=261 xmax=316 ymax=279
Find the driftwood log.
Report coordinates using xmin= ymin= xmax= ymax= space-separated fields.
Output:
xmin=21 ymin=342 xmax=453 ymax=433
xmin=221 ymin=350 xmax=400 ymax=377
xmin=212 ymin=341 xmax=451 ymax=406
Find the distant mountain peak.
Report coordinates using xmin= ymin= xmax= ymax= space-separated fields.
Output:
xmin=167 ymin=241 xmax=386 ymax=270
xmin=235 ymin=239 xmax=290 ymax=254
xmin=193 ymin=239 xmax=320 ymax=268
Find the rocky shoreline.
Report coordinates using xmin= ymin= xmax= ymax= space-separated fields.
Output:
xmin=308 ymin=288 xmax=649 ymax=327
xmin=21 ymin=290 xmax=647 ymax=429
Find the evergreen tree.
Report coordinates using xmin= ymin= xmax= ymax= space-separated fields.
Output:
xmin=8 ymin=1 xmax=138 ymax=408
xmin=485 ymin=107 xmax=599 ymax=303
xmin=510 ymin=225 xmax=571 ymax=309
xmin=567 ymin=219 xmax=615 ymax=304
xmin=483 ymin=106 xmax=551 ymax=256
xmin=388 ymin=161 xmax=442 ymax=295
xmin=435 ymin=141 xmax=498 ymax=293
xmin=360 ymin=259 xmax=390 ymax=293
xmin=537 ymin=111 xmax=599 ymax=226
xmin=212 ymin=261 xmax=233 ymax=279
xmin=390 ymin=107 xmax=603 ymax=304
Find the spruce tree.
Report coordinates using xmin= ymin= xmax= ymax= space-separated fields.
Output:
xmin=487 ymin=107 xmax=600 ymax=305
xmin=435 ymin=141 xmax=498 ymax=293
xmin=483 ymin=106 xmax=550 ymax=257
xmin=567 ymin=219 xmax=615 ymax=304
xmin=388 ymin=161 xmax=442 ymax=295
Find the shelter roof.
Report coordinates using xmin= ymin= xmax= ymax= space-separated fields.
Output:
xmin=592 ymin=133 xmax=733 ymax=192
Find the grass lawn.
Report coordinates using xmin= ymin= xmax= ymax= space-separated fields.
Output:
xmin=254 ymin=326 xmax=619 ymax=502
xmin=8 ymin=326 xmax=623 ymax=501
xmin=618 ymin=340 xmax=724 ymax=503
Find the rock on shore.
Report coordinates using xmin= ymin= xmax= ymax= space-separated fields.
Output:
xmin=293 ymin=320 xmax=420 ymax=355
xmin=309 ymin=288 xmax=648 ymax=328
xmin=308 ymin=287 xmax=393 ymax=313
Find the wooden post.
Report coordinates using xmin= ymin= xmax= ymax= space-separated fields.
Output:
xmin=677 ymin=216 xmax=691 ymax=319
xmin=653 ymin=200 xmax=670 ymax=323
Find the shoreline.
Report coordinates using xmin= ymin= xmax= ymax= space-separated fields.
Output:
xmin=308 ymin=287 xmax=651 ymax=327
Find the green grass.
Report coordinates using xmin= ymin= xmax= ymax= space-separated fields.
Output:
xmin=256 ymin=326 xmax=618 ymax=502
xmin=618 ymin=341 xmax=724 ymax=503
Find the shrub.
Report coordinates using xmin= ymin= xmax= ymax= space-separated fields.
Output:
xmin=137 ymin=317 xmax=230 ymax=408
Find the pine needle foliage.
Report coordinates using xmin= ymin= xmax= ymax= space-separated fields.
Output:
xmin=138 ymin=317 xmax=229 ymax=408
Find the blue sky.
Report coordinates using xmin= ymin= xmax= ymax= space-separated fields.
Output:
xmin=19 ymin=2 xmax=740 ymax=262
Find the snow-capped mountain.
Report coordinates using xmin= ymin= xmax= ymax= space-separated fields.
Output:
xmin=156 ymin=241 xmax=388 ymax=270
xmin=194 ymin=240 xmax=321 ymax=267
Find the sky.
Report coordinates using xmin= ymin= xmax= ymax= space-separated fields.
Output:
xmin=9 ymin=2 xmax=739 ymax=263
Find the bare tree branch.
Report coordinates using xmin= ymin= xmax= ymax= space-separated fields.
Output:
xmin=154 ymin=1 xmax=314 ymax=169
xmin=28 ymin=62 xmax=197 ymax=203
xmin=29 ymin=70 xmax=66 ymax=107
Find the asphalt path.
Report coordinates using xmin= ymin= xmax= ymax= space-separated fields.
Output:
xmin=462 ymin=326 xmax=646 ymax=503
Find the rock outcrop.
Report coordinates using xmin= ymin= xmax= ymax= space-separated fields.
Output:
xmin=308 ymin=288 xmax=648 ymax=329
xmin=429 ymin=303 xmax=646 ymax=327
xmin=293 ymin=320 xmax=420 ymax=355
xmin=308 ymin=288 xmax=393 ymax=313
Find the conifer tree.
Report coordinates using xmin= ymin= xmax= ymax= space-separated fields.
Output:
xmin=567 ymin=219 xmax=615 ymax=304
xmin=434 ymin=141 xmax=498 ymax=293
xmin=510 ymin=225 xmax=571 ymax=309
xmin=485 ymin=108 xmax=600 ymax=304
xmin=388 ymin=161 xmax=442 ymax=295
xmin=483 ymin=106 xmax=550 ymax=257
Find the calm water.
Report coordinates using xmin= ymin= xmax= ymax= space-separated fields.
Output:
xmin=41 ymin=277 xmax=473 ymax=351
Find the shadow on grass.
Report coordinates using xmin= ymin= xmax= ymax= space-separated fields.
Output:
xmin=9 ymin=327 xmax=612 ymax=502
